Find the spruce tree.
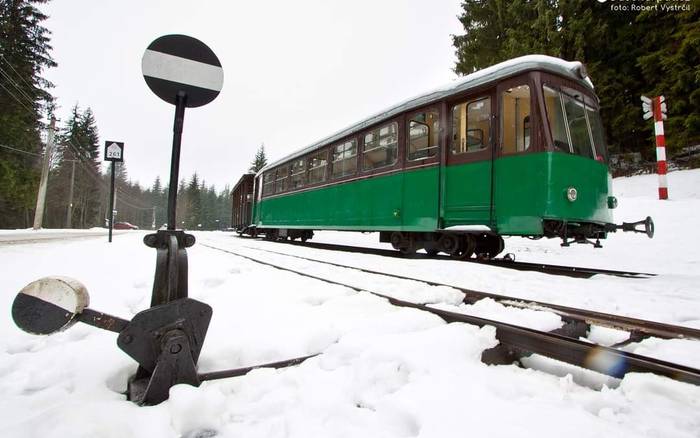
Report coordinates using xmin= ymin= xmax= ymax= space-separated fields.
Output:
xmin=249 ymin=143 xmax=268 ymax=173
xmin=637 ymin=7 xmax=700 ymax=153
xmin=151 ymin=176 xmax=166 ymax=228
xmin=55 ymin=105 xmax=103 ymax=228
xmin=0 ymin=0 xmax=56 ymax=227
xmin=186 ymin=173 xmax=202 ymax=229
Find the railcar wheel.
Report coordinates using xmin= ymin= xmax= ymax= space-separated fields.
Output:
xmin=399 ymin=245 xmax=417 ymax=256
xmin=393 ymin=232 xmax=417 ymax=256
xmin=450 ymin=235 xmax=476 ymax=260
xmin=476 ymin=235 xmax=505 ymax=259
xmin=390 ymin=232 xmax=404 ymax=250
xmin=439 ymin=234 xmax=460 ymax=255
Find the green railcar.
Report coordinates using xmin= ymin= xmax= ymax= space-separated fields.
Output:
xmin=244 ymin=55 xmax=652 ymax=259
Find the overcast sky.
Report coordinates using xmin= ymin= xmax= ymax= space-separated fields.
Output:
xmin=42 ymin=0 xmax=464 ymax=191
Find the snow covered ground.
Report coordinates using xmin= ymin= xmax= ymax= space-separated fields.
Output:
xmin=1 ymin=170 xmax=699 ymax=437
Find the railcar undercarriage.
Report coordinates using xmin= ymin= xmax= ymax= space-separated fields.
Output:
xmin=543 ymin=216 xmax=654 ymax=248
xmin=241 ymin=215 xmax=653 ymax=261
xmin=380 ymin=231 xmax=505 ymax=260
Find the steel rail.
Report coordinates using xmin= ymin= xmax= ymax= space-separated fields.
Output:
xmin=240 ymin=245 xmax=700 ymax=341
xmin=201 ymin=243 xmax=700 ymax=386
xmin=199 ymin=354 xmax=319 ymax=381
xmin=269 ymin=239 xmax=654 ymax=278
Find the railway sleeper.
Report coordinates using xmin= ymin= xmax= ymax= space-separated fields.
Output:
xmin=482 ymin=319 xmax=590 ymax=366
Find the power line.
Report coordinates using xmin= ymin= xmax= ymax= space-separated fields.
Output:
xmin=0 ymin=80 xmax=37 ymax=115
xmin=0 ymin=64 xmax=36 ymax=106
xmin=0 ymin=54 xmax=37 ymax=92
xmin=0 ymin=143 xmax=41 ymax=157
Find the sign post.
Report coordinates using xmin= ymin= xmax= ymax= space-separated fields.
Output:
xmin=104 ymin=141 xmax=124 ymax=242
xmin=641 ymin=95 xmax=669 ymax=200
xmin=142 ymin=34 xmax=224 ymax=229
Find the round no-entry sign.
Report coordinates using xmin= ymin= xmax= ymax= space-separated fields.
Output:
xmin=142 ymin=34 xmax=223 ymax=108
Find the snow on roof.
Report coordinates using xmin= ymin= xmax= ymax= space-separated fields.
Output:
xmin=258 ymin=55 xmax=590 ymax=175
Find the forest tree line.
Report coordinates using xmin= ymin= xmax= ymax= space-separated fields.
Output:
xmin=32 ymin=105 xmax=234 ymax=230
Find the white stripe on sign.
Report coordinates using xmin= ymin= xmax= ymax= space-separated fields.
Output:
xmin=655 ymin=121 xmax=664 ymax=135
xmin=142 ymin=50 xmax=223 ymax=91
xmin=20 ymin=277 xmax=87 ymax=312
xmin=656 ymin=147 xmax=666 ymax=162
xmin=658 ymin=173 xmax=668 ymax=188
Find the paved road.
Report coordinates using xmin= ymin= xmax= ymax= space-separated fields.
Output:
xmin=0 ymin=230 xmax=134 ymax=245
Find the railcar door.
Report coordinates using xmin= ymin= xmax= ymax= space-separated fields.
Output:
xmin=402 ymin=106 xmax=441 ymax=231
xmin=441 ymin=92 xmax=495 ymax=229
xmin=492 ymin=77 xmax=543 ymax=235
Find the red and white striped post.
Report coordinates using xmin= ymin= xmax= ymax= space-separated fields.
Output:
xmin=641 ymin=95 xmax=668 ymax=200
xmin=653 ymin=96 xmax=668 ymax=199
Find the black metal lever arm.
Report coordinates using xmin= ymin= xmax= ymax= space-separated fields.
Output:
xmin=77 ymin=308 xmax=130 ymax=333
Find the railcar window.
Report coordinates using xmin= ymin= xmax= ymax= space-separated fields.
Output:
xmin=408 ymin=110 xmax=439 ymax=160
xmin=308 ymin=150 xmax=328 ymax=183
xmin=262 ymin=172 xmax=275 ymax=196
xmin=451 ymin=97 xmax=491 ymax=154
xmin=501 ymin=85 xmax=531 ymax=154
xmin=332 ymin=139 xmax=357 ymax=179
xmin=543 ymin=86 xmax=572 ymax=153
xmin=363 ymin=122 xmax=398 ymax=170
xmin=275 ymin=166 xmax=289 ymax=193
xmin=561 ymin=89 xmax=595 ymax=160
xmin=290 ymin=158 xmax=306 ymax=189
xmin=586 ymin=106 xmax=608 ymax=162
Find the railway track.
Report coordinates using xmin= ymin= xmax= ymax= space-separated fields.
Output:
xmin=249 ymin=238 xmax=655 ymax=279
xmin=200 ymin=241 xmax=700 ymax=387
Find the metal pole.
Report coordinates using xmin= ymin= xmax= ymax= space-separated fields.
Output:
xmin=109 ymin=161 xmax=115 ymax=242
xmin=66 ymin=160 xmax=75 ymax=228
xmin=33 ymin=116 xmax=55 ymax=229
xmin=167 ymin=92 xmax=187 ymax=230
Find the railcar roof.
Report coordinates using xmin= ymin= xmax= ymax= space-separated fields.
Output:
xmin=258 ymin=55 xmax=591 ymax=175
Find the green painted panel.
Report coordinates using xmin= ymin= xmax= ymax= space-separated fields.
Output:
xmin=543 ymin=152 xmax=613 ymax=224
xmin=255 ymin=152 xmax=613 ymax=236
xmin=493 ymin=154 xmax=547 ymax=234
xmin=493 ymin=152 xmax=612 ymax=235
xmin=402 ymin=166 xmax=439 ymax=231
xmin=258 ymin=171 xmax=403 ymax=229
xmin=443 ymin=160 xmax=492 ymax=227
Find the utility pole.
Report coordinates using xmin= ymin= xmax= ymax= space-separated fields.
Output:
xmin=65 ymin=160 xmax=76 ymax=228
xmin=33 ymin=116 xmax=56 ymax=230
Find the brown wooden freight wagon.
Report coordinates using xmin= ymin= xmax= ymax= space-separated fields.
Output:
xmin=231 ymin=173 xmax=255 ymax=231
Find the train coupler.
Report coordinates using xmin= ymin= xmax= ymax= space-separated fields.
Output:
xmin=605 ymin=216 xmax=654 ymax=238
